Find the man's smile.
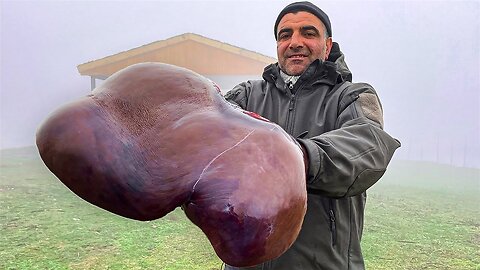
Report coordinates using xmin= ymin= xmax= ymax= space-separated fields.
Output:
xmin=287 ymin=54 xmax=308 ymax=59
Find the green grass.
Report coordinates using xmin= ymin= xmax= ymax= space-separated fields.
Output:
xmin=1 ymin=147 xmax=479 ymax=269
xmin=0 ymin=147 xmax=221 ymax=270
xmin=363 ymin=161 xmax=479 ymax=269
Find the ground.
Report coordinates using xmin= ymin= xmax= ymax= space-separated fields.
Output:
xmin=1 ymin=147 xmax=478 ymax=269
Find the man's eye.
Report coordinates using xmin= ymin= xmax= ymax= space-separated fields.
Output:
xmin=279 ymin=33 xmax=290 ymax=40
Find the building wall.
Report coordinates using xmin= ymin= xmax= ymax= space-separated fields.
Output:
xmin=91 ymin=74 xmax=263 ymax=94
xmin=207 ymin=75 xmax=263 ymax=94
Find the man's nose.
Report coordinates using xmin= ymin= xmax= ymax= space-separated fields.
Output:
xmin=289 ymin=32 xmax=304 ymax=49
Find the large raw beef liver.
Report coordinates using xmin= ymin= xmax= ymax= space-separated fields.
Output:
xmin=36 ymin=63 xmax=307 ymax=267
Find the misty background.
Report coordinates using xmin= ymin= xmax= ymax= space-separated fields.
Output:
xmin=1 ymin=0 xmax=479 ymax=168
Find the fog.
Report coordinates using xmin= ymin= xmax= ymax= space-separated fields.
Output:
xmin=1 ymin=0 xmax=479 ymax=167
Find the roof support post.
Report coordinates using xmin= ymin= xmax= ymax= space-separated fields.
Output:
xmin=90 ymin=76 xmax=96 ymax=91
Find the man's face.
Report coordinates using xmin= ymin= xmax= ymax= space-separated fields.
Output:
xmin=276 ymin=11 xmax=333 ymax=76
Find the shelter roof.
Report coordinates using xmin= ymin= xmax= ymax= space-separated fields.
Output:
xmin=77 ymin=33 xmax=277 ymax=77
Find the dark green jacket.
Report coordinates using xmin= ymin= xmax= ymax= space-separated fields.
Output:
xmin=223 ymin=43 xmax=400 ymax=270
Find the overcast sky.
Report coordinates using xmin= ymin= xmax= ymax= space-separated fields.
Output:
xmin=1 ymin=0 xmax=479 ymax=166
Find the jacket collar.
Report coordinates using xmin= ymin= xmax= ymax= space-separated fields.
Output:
xmin=262 ymin=59 xmax=343 ymax=93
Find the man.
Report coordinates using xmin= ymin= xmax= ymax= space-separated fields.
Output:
xmin=223 ymin=1 xmax=400 ymax=270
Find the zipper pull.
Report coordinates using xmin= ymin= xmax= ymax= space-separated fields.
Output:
xmin=289 ymin=94 xmax=295 ymax=111
xmin=285 ymin=81 xmax=294 ymax=93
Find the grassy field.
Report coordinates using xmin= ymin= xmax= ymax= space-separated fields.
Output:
xmin=1 ymin=147 xmax=478 ymax=270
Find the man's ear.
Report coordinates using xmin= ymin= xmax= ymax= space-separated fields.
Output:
xmin=324 ymin=37 xmax=333 ymax=60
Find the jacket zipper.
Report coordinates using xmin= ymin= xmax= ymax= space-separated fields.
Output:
xmin=285 ymin=78 xmax=310 ymax=134
xmin=285 ymin=82 xmax=296 ymax=133
xmin=329 ymin=199 xmax=337 ymax=246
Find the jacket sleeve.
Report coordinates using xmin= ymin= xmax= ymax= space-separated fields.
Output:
xmin=223 ymin=82 xmax=250 ymax=109
xmin=297 ymin=83 xmax=400 ymax=198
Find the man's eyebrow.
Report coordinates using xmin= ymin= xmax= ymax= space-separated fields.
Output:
xmin=301 ymin=25 xmax=320 ymax=34
xmin=277 ymin=28 xmax=292 ymax=36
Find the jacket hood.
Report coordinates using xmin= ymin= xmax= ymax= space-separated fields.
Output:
xmin=327 ymin=42 xmax=352 ymax=82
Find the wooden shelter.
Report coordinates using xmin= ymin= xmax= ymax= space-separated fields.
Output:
xmin=77 ymin=33 xmax=277 ymax=92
